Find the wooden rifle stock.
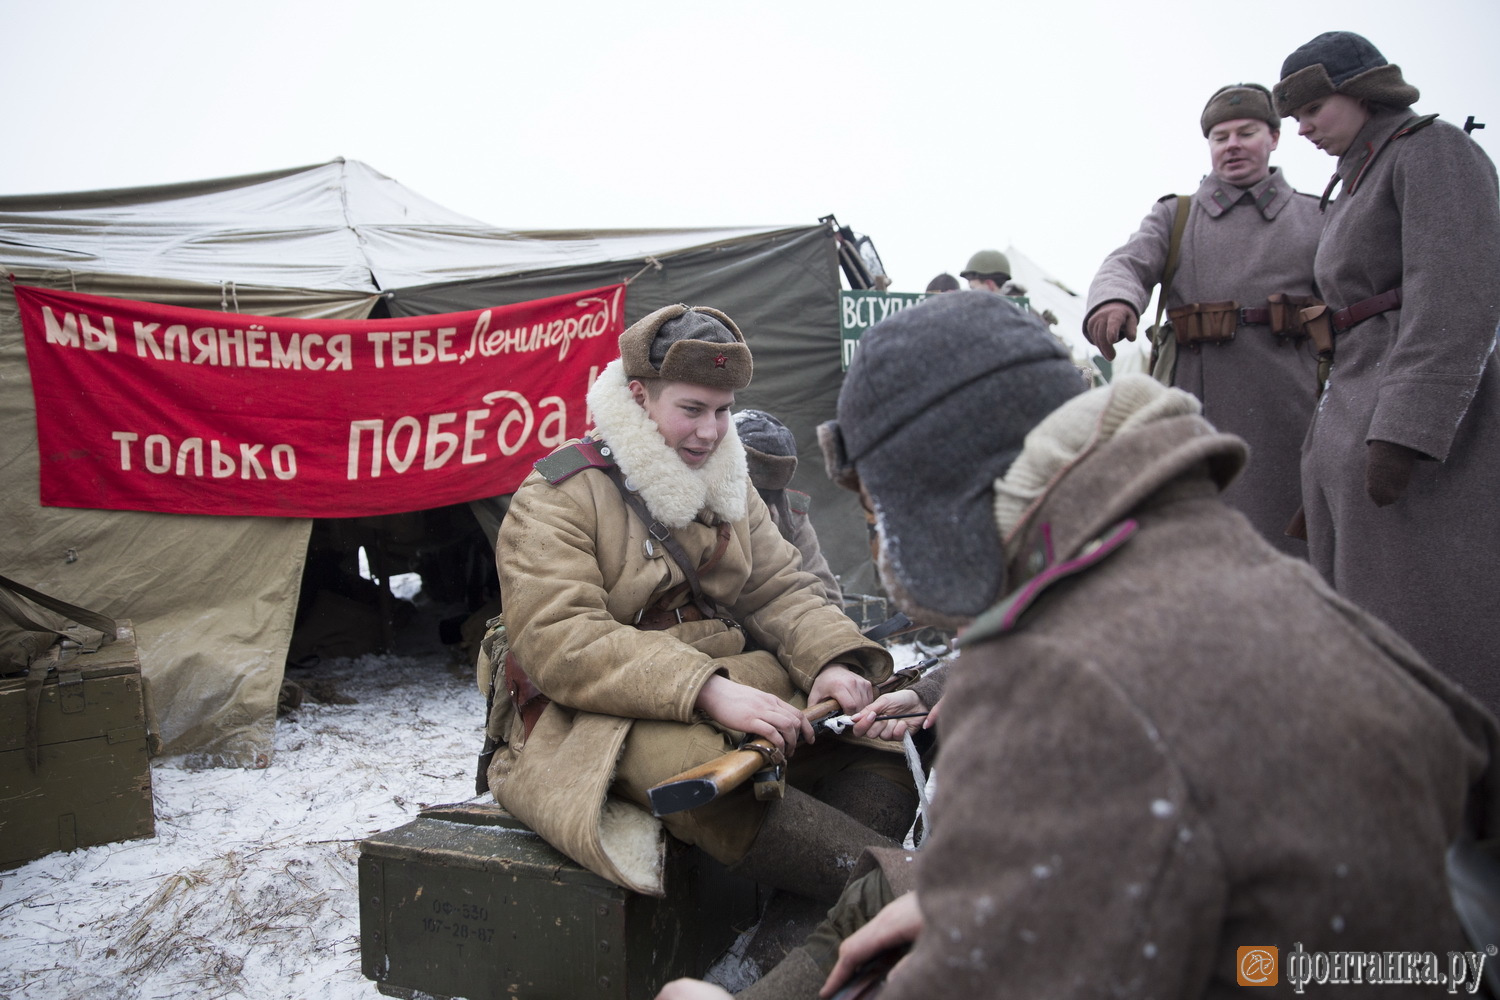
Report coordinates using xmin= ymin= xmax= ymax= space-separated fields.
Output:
xmin=647 ymin=698 xmax=841 ymax=817
xmin=646 ymin=657 xmax=939 ymax=817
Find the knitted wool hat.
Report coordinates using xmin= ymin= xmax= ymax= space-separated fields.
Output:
xmin=1273 ymin=31 xmax=1419 ymax=117
xmin=1200 ymin=83 xmax=1280 ymax=136
xmin=734 ymin=409 xmax=798 ymax=491
xmin=618 ymin=304 xmax=752 ymax=391
xmin=820 ymin=291 xmax=1087 ymax=626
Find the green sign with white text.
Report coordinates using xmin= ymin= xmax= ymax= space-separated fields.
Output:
xmin=839 ymin=291 xmax=928 ymax=371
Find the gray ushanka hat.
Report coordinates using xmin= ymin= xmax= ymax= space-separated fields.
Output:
xmin=820 ymin=291 xmax=1087 ymax=626
xmin=1273 ymin=31 xmax=1419 ymax=118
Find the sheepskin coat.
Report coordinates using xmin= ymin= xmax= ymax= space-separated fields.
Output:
xmin=1085 ymin=167 xmax=1323 ymax=556
xmin=880 ymin=411 xmax=1500 ymax=1000
xmin=1301 ymin=107 xmax=1500 ymax=714
xmin=488 ymin=360 xmax=891 ymax=895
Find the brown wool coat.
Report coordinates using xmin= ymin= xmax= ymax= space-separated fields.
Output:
xmin=881 ymin=415 xmax=1500 ymax=1000
xmin=1085 ymin=167 xmax=1323 ymax=556
xmin=1301 ymin=108 xmax=1500 ymax=714
xmin=489 ymin=447 xmax=891 ymax=895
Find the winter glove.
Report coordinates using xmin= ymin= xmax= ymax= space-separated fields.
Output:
xmin=1084 ymin=302 xmax=1138 ymax=361
xmin=1365 ymin=440 xmax=1423 ymax=507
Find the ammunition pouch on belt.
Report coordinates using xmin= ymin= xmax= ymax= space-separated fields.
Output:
xmin=1299 ymin=304 xmax=1337 ymax=392
xmin=1168 ymin=301 xmax=1239 ymax=345
xmin=1299 ymin=304 xmax=1336 ymax=356
xmin=1267 ymin=293 xmax=1324 ymax=340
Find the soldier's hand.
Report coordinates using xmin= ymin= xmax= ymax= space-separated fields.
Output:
xmin=808 ymin=662 xmax=876 ymax=715
xmin=821 ymin=892 xmax=924 ymax=998
xmin=694 ymin=675 xmax=814 ymax=753
xmin=851 ymin=689 xmax=928 ymax=741
xmin=1366 ymin=439 xmax=1423 ymax=507
xmin=1085 ymin=302 xmax=1139 ymax=361
xmin=654 ymin=980 xmax=732 ymax=1000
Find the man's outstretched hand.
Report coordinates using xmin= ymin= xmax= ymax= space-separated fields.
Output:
xmin=1085 ymin=302 xmax=1139 ymax=362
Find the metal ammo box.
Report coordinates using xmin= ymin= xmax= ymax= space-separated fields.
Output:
xmin=360 ymin=801 xmax=758 ymax=999
xmin=0 ymin=621 xmax=155 ymax=868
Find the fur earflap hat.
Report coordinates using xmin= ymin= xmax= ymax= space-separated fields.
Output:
xmin=1200 ymin=83 xmax=1279 ymax=136
xmin=819 ymin=291 xmax=1087 ymax=627
xmin=734 ymin=409 xmax=798 ymax=491
xmin=1273 ymin=31 xmax=1419 ymax=118
xmin=618 ymin=304 xmax=752 ymax=391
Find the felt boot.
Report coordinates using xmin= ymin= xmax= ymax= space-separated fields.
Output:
xmin=813 ymin=768 xmax=919 ymax=845
xmin=740 ymin=892 xmax=831 ymax=979
xmin=727 ymin=785 xmax=896 ymax=905
xmin=734 ymin=946 xmax=827 ymax=1000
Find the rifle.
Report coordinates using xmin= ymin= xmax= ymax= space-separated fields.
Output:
xmin=646 ymin=657 xmax=939 ymax=817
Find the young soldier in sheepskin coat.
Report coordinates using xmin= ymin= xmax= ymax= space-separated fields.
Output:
xmin=489 ymin=304 xmax=909 ymax=899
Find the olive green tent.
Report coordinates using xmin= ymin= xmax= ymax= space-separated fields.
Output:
xmin=0 ymin=159 xmax=867 ymax=767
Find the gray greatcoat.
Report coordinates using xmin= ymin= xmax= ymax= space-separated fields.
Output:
xmin=1085 ymin=167 xmax=1323 ymax=556
xmin=1303 ymin=107 xmax=1500 ymax=714
xmin=879 ymin=411 xmax=1500 ymax=1000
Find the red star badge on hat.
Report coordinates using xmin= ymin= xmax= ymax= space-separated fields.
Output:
xmin=714 ymin=353 xmax=728 ymax=368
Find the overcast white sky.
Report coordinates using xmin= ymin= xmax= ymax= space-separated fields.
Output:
xmin=3 ymin=0 xmax=1497 ymax=302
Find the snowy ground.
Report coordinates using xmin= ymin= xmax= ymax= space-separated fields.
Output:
xmin=0 ymin=584 xmax=489 ymax=1000
xmin=0 ymin=584 xmax=940 ymax=1000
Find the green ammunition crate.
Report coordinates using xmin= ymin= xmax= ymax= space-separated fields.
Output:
xmin=360 ymin=802 xmax=759 ymax=1000
xmin=0 ymin=621 xmax=155 ymax=868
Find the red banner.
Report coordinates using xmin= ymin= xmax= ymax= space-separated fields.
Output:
xmin=16 ymin=284 xmax=625 ymax=517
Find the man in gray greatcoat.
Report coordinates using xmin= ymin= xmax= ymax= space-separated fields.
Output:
xmin=1085 ymin=83 xmax=1323 ymax=557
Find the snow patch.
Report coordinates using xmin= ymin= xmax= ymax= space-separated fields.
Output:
xmin=0 ymin=644 xmax=485 ymax=1000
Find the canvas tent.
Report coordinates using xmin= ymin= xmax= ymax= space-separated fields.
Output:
xmin=0 ymin=159 xmax=873 ymax=767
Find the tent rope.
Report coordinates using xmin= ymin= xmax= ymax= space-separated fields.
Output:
xmin=624 ymin=256 xmax=662 ymax=286
xmin=221 ymin=281 xmax=239 ymax=312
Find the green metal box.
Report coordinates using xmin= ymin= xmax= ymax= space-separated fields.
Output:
xmin=360 ymin=802 xmax=758 ymax=1000
xmin=0 ymin=621 xmax=155 ymax=868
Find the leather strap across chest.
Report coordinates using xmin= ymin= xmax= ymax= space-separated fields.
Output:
xmin=601 ymin=462 xmax=727 ymax=622
xmin=1320 ymin=113 xmax=1440 ymax=210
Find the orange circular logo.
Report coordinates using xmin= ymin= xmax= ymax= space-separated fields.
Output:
xmin=1237 ymin=946 xmax=1279 ymax=986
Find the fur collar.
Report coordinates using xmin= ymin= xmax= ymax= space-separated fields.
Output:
xmin=586 ymin=359 xmax=749 ymax=528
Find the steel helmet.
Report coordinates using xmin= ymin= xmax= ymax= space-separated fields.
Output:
xmin=959 ymin=249 xmax=1012 ymax=280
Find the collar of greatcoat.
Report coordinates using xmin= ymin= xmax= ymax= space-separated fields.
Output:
xmin=993 ymin=374 xmax=1247 ymax=594
xmin=1197 ymin=165 xmax=1299 ymax=221
xmin=585 ymin=358 xmax=749 ymax=528
xmin=1333 ymin=106 xmax=1417 ymax=186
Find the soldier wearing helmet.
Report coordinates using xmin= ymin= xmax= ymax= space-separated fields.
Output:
xmin=957 ymin=249 xmax=1012 ymax=293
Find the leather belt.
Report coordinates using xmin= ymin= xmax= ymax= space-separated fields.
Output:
xmin=635 ymin=601 xmax=708 ymax=631
xmin=1333 ymin=287 xmax=1402 ymax=333
xmin=1239 ymin=306 xmax=1270 ymax=326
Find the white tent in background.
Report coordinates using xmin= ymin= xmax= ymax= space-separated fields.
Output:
xmin=1004 ymin=245 xmax=1150 ymax=378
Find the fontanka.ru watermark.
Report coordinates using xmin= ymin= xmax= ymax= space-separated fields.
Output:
xmin=1236 ymin=943 xmax=1498 ymax=993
